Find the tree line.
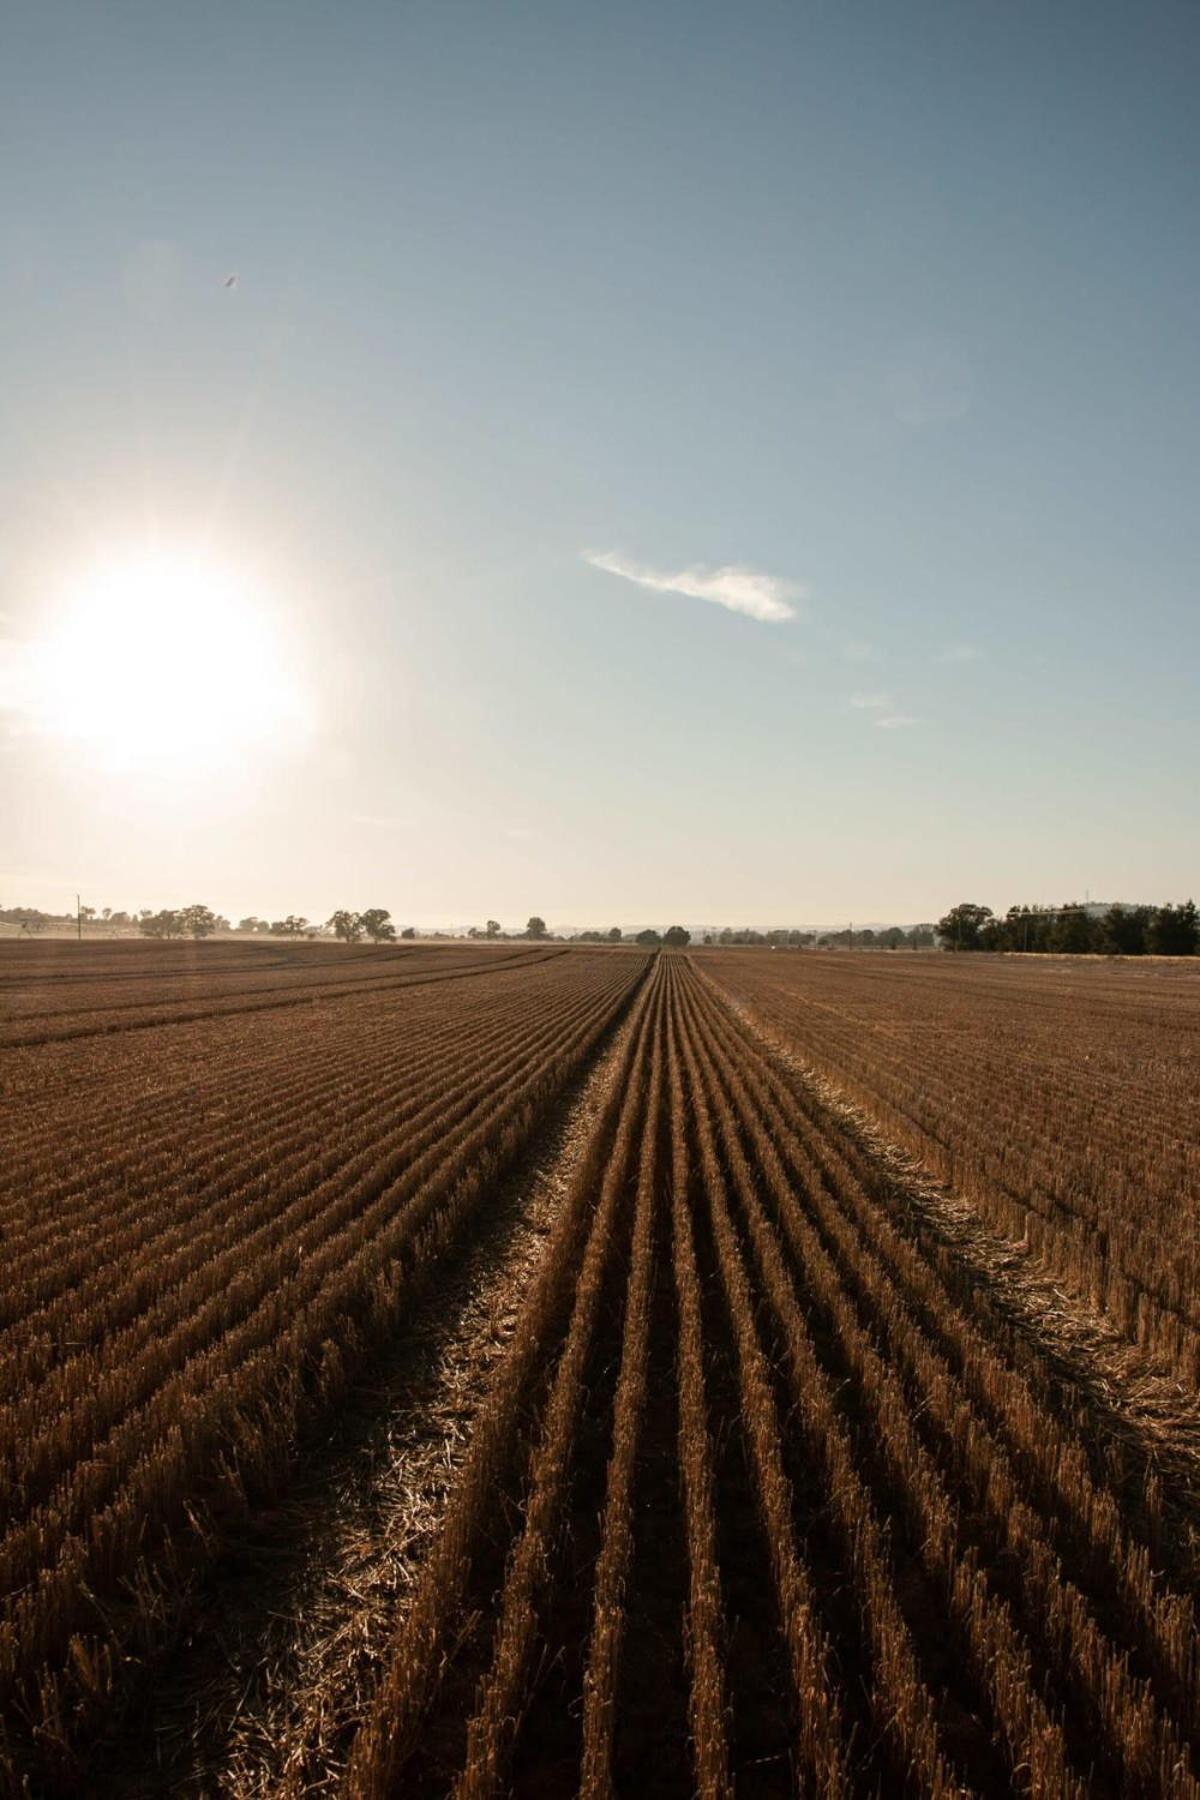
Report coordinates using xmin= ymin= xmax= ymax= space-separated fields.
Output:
xmin=0 ymin=907 xmax=937 ymax=950
xmin=698 ymin=925 xmax=937 ymax=949
xmin=937 ymin=900 xmax=1200 ymax=956
xmin=0 ymin=904 xmax=409 ymax=942
xmin=1 ymin=906 xmax=694 ymax=945
xmin=0 ymin=904 xmax=239 ymax=939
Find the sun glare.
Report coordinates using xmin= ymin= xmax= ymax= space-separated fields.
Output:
xmin=33 ymin=551 xmax=308 ymax=771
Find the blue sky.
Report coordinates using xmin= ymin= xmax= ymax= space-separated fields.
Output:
xmin=1 ymin=1 xmax=1196 ymax=925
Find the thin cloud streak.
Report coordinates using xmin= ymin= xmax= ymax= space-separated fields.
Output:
xmin=583 ymin=550 xmax=801 ymax=623
xmin=876 ymin=714 xmax=920 ymax=729
xmin=849 ymin=691 xmax=890 ymax=709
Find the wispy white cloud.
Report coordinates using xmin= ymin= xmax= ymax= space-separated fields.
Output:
xmin=876 ymin=714 xmax=920 ymax=729
xmin=849 ymin=691 xmax=890 ymax=710
xmin=583 ymin=550 xmax=802 ymax=624
xmin=939 ymin=643 xmax=982 ymax=663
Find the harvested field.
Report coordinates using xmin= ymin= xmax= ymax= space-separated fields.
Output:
xmin=2 ymin=942 xmax=1199 ymax=1796
xmin=696 ymin=949 xmax=1200 ymax=1379
xmin=0 ymin=937 xmax=560 ymax=1045
xmin=346 ymin=954 xmax=1200 ymax=1799
xmin=0 ymin=940 xmax=647 ymax=1790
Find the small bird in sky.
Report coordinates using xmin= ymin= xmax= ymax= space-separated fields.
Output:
xmin=223 ymin=273 xmax=239 ymax=289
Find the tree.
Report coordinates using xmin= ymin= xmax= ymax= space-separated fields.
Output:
xmin=1147 ymin=900 xmax=1199 ymax=956
xmin=663 ymin=925 xmax=691 ymax=948
xmin=359 ymin=907 xmax=396 ymax=944
xmin=238 ymin=916 xmax=261 ymax=934
xmin=526 ymin=915 xmax=548 ymax=940
xmin=936 ymin=903 xmax=994 ymax=950
xmin=1098 ymin=905 xmax=1149 ymax=956
xmin=1051 ymin=906 xmax=1098 ymax=955
xmin=607 ymin=926 xmax=622 ymax=942
xmin=0 ymin=906 xmax=49 ymax=933
xmin=1003 ymin=905 xmax=1061 ymax=953
xmin=635 ymin=928 xmax=661 ymax=946
xmin=268 ymin=916 xmax=307 ymax=936
xmin=485 ymin=919 xmax=502 ymax=939
xmin=139 ymin=909 xmax=182 ymax=939
xmin=328 ymin=909 xmax=363 ymax=943
xmin=400 ymin=926 xmax=416 ymax=939
xmin=179 ymin=904 xmax=217 ymax=940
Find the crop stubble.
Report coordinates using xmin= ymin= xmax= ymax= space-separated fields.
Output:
xmin=347 ymin=953 xmax=1200 ymax=1798
xmin=0 ymin=941 xmax=647 ymax=1791
xmin=2 ymin=941 xmax=1199 ymax=1796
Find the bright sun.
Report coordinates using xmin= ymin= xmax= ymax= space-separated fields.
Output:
xmin=33 ymin=551 xmax=308 ymax=771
